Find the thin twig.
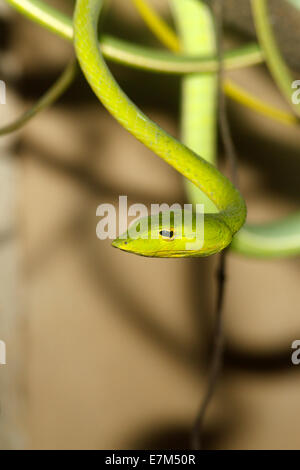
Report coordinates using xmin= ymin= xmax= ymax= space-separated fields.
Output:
xmin=191 ymin=250 xmax=226 ymax=450
xmin=214 ymin=0 xmax=239 ymax=188
xmin=0 ymin=59 xmax=77 ymax=136
xmin=190 ymin=0 xmax=239 ymax=450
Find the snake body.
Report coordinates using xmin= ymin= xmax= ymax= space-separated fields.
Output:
xmin=130 ymin=0 xmax=300 ymax=259
xmin=171 ymin=0 xmax=218 ymax=216
xmin=170 ymin=0 xmax=300 ymax=259
xmin=4 ymin=0 xmax=300 ymax=258
xmin=74 ymin=0 xmax=246 ymax=258
xmin=5 ymin=0 xmax=264 ymax=74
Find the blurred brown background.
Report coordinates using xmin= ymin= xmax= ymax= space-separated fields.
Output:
xmin=0 ymin=0 xmax=300 ymax=450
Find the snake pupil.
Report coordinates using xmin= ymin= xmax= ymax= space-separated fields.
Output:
xmin=159 ymin=230 xmax=174 ymax=239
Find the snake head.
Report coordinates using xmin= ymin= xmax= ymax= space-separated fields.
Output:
xmin=112 ymin=211 xmax=233 ymax=258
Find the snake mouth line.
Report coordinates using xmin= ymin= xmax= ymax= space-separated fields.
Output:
xmin=111 ymin=244 xmax=210 ymax=258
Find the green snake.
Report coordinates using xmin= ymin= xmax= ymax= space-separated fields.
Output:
xmin=171 ymin=0 xmax=218 ymax=214
xmin=4 ymin=0 xmax=300 ymax=258
xmin=73 ymin=0 xmax=246 ymax=258
xmin=5 ymin=0 xmax=264 ymax=74
xmin=137 ymin=0 xmax=300 ymax=259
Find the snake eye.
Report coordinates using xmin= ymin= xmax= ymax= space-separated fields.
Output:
xmin=159 ymin=229 xmax=175 ymax=240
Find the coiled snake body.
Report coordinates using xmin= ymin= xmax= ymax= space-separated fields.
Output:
xmin=73 ymin=0 xmax=247 ymax=258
